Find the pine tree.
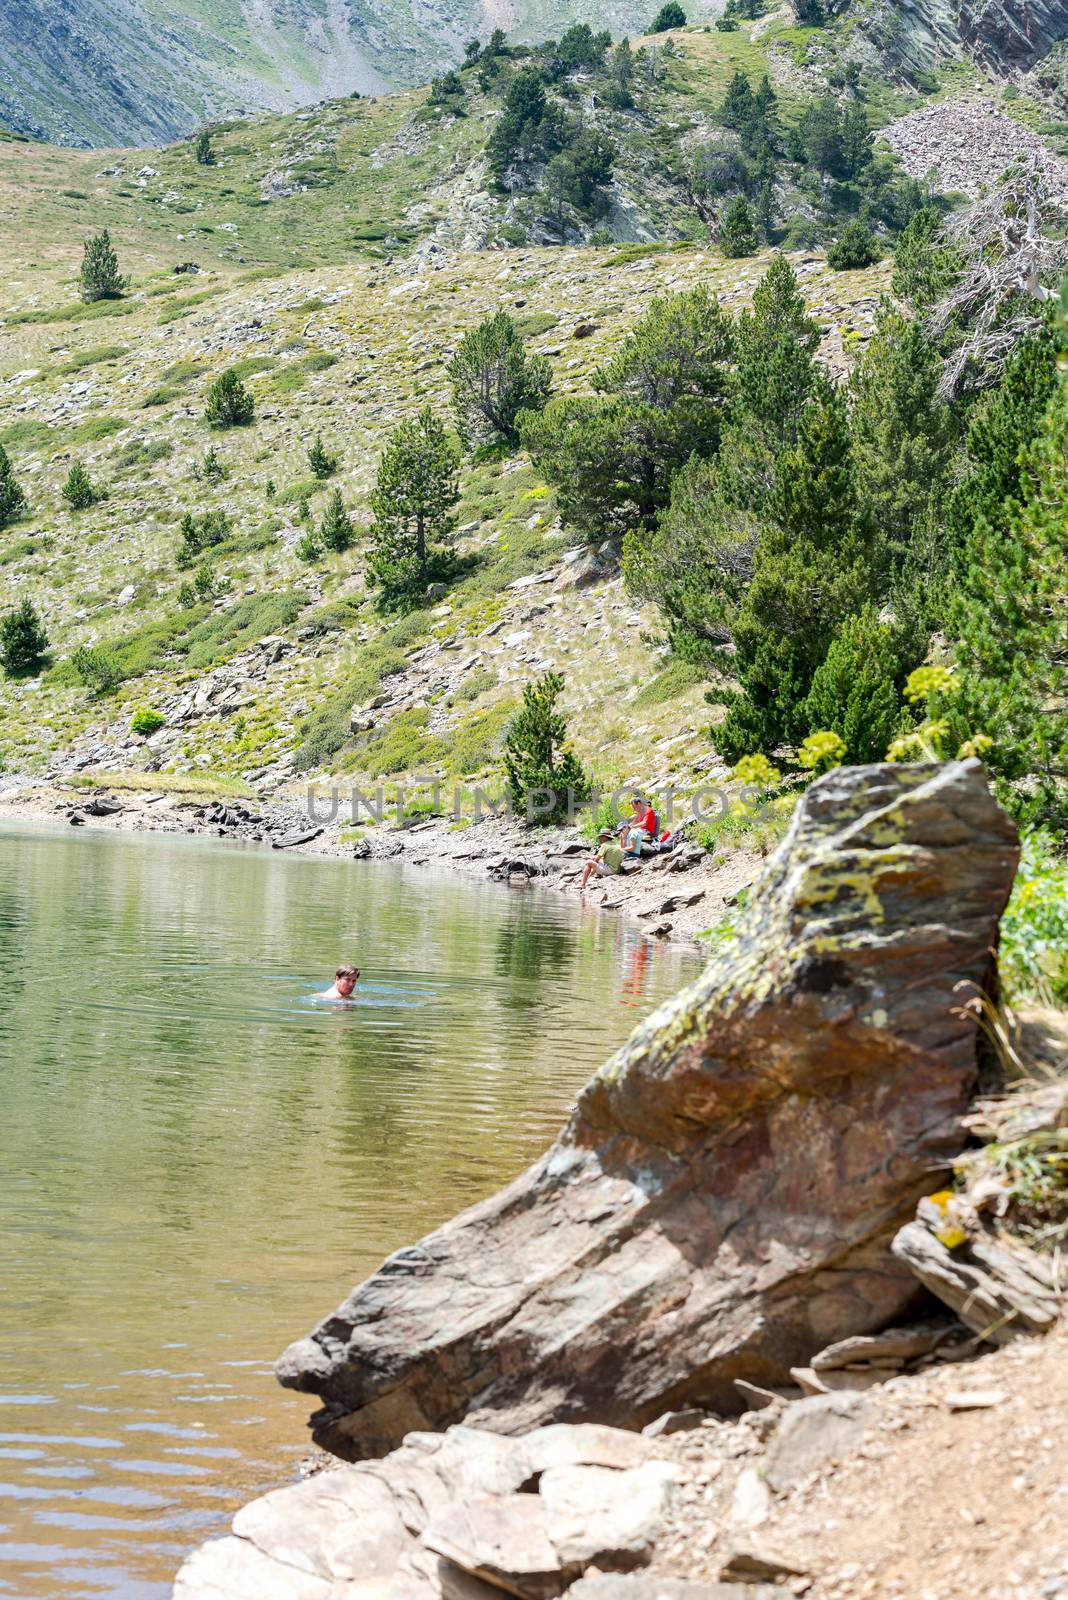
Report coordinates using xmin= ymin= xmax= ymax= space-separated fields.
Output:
xmin=607 ymin=38 xmax=635 ymax=108
xmin=650 ymin=1 xmax=686 ymax=30
xmin=320 ymin=487 xmax=353 ymax=553
xmin=62 ymin=462 xmax=99 ymax=510
xmin=0 ymin=445 xmax=28 ymax=528
xmin=448 ymin=311 xmax=553 ymax=450
xmin=713 ymin=389 xmax=877 ymax=760
xmin=802 ymin=605 xmax=909 ymax=763
xmin=204 ymin=368 xmax=255 ymax=429
xmin=719 ymin=70 xmax=754 ymax=129
xmin=80 ymin=228 xmax=126 ymax=303
xmin=719 ymin=196 xmax=758 ymax=257
xmin=890 ymin=207 xmax=962 ymax=309
xmin=504 ymin=671 xmax=590 ymax=823
xmin=0 ymin=598 xmax=49 ymax=677
xmin=948 ymin=322 xmax=1066 ymax=819
xmin=194 ymin=130 xmax=216 ymax=166
xmin=731 ymin=252 xmax=821 ymax=464
xmin=366 ymin=406 xmax=460 ymax=607
xmin=849 ymin=304 xmax=955 ymax=566
xmin=827 ymin=215 xmax=881 ymax=270
xmin=307 ymin=435 xmax=339 ymax=479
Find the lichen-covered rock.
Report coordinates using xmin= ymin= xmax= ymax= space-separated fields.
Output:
xmin=278 ymin=761 xmax=1018 ymax=1461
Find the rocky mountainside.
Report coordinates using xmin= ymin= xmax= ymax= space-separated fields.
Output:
xmin=0 ymin=0 xmax=717 ymax=148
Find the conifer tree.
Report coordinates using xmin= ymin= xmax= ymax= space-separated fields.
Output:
xmin=448 ymin=311 xmax=552 ymax=450
xmin=62 ymin=462 xmax=99 ymax=510
xmin=504 ymin=671 xmax=590 ymax=823
xmin=719 ymin=196 xmax=758 ymax=257
xmin=827 ymin=215 xmax=881 ymax=271
xmin=204 ymin=368 xmax=255 ymax=429
xmin=0 ymin=445 xmax=28 ymax=528
xmin=849 ymin=304 xmax=955 ymax=564
xmin=802 ymin=605 xmax=909 ymax=763
xmin=947 ymin=321 xmax=1066 ymax=820
xmin=366 ymin=406 xmax=460 ymax=607
xmin=0 ymin=598 xmax=49 ymax=677
xmin=307 ymin=434 xmax=339 ymax=479
xmin=731 ymin=253 xmax=821 ymax=464
xmin=194 ymin=130 xmax=216 ymax=166
xmin=713 ymin=388 xmax=876 ymax=760
xmin=650 ymin=1 xmax=686 ymax=30
xmin=719 ymin=70 xmax=754 ymax=129
xmin=320 ymin=487 xmax=353 ymax=553
xmin=80 ymin=228 xmax=126 ymax=303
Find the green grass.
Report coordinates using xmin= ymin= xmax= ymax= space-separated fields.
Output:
xmin=179 ymin=589 xmax=308 ymax=671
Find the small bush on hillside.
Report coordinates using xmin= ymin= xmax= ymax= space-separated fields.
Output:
xmin=177 ymin=509 xmax=230 ymax=565
xmin=72 ymin=644 xmax=121 ymax=695
xmin=504 ymin=671 xmax=590 ymax=824
xmin=204 ymin=368 xmax=255 ymax=429
xmin=0 ymin=598 xmax=49 ymax=676
xmin=196 ymin=446 xmax=229 ymax=482
xmin=131 ymin=706 xmax=166 ymax=737
xmin=80 ymin=229 xmax=126 ymax=303
xmin=827 ymin=217 xmax=882 ymax=270
xmin=194 ymin=130 xmax=216 ymax=166
xmin=62 ymin=462 xmax=101 ymax=510
xmin=0 ymin=445 xmax=28 ymax=528
xmin=1000 ymin=830 xmax=1068 ymax=1006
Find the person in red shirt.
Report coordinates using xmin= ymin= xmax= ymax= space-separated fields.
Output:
xmin=621 ymin=796 xmax=658 ymax=857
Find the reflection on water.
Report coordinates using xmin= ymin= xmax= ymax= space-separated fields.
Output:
xmin=0 ymin=823 xmax=698 ymax=1600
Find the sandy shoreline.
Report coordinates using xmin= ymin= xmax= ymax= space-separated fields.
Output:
xmin=0 ymin=774 xmax=758 ymax=947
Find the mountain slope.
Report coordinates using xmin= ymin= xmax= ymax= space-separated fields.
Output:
xmin=0 ymin=0 xmax=717 ymax=149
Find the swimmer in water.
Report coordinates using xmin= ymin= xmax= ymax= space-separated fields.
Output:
xmin=317 ymin=964 xmax=360 ymax=1001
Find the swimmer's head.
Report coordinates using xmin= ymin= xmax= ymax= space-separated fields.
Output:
xmin=335 ymin=964 xmax=360 ymax=997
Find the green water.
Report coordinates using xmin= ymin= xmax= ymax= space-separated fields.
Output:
xmin=0 ymin=824 xmax=698 ymax=1600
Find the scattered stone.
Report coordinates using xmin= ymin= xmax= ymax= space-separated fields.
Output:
xmin=271 ymin=827 xmax=324 ymax=850
xmin=571 ymin=1581 xmax=782 ymax=1600
xmin=892 ymin=1203 xmax=1061 ymax=1341
xmin=642 ymin=1408 xmax=706 ymax=1438
xmin=943 ymin=1390 xmax=1008 ymax=1411
xmin=729 ymin=1467 xmax=771 ymax=1530
xmin=763 ymin=1393 xmax=875 ymax=1494
xmin=811 ymin=1323 xmax=953 ymax=1372
xmin=719 ymin=1542 xmax=811 ymax=1585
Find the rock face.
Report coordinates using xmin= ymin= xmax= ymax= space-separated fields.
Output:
xmin=278 ymin=761 xmax=1018 ymax=1461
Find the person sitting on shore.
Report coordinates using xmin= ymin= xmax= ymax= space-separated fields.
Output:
xmin=317 ymin=964 xmax=360 ymax=1001
xmin=581 ymin=830 xmax=623 ymax=891
xmin=622 ymin=796 xmax=659 ymax=857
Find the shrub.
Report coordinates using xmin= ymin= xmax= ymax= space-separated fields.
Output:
xmin=0 ymin=445 xmax=28 ymax=528
xmin=194 ymin=130 xmax=216 ymax=166
xmin=0 ymin=598 xmax=49 ymax=676
xmin=503 ymin=671 xmax=590 ymax=824
xmin=296 ymin=532 xmax=322 ymax=562
xmin=178 ymin=589 xmax=307 ymax=671
xmin=72 ymin=644 xmax=121 ymax=695
xmin=999 ymin=830 xmax=1068 ymax=1006
xmin=177 ymin=508 xmax=230 ymax=565
xmin=131 ymin=706 xmax=166 ymax=737
xmin=204 ymin=368 xmax=255 ymax=429
xmin=62 ymin=462 xmax=100 ymax=510
xmin=197 ymin=446 xmax=229 ymax=482
xmin=80 ymin=228 xmax=126 ymax=303
xmin=827 ymin=217 xmax=882 ymax=271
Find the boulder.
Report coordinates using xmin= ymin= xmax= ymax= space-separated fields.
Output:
xmin=277 ymin=762 xmax=1018 ymax=1461
xmin=762 ymin=1392 xmax=874 ymax=1494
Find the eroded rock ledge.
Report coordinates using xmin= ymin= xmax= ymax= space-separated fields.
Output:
xmin=277 ymin=761 xmax=1019 ymax=1461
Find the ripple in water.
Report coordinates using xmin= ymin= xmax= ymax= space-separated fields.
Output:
xmin=0 ymin=823 xmax=699 ymax=1598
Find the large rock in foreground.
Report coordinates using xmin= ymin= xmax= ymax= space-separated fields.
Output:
xmin=279 ymin=762 xmax=1018 ymax=1460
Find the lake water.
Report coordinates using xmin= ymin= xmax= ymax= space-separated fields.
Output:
xmin=0 ymin=824 xmax=699 ymax=1600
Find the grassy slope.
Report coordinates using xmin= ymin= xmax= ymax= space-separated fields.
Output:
xmin=0 ymin=16 xmax=971 ymax=801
